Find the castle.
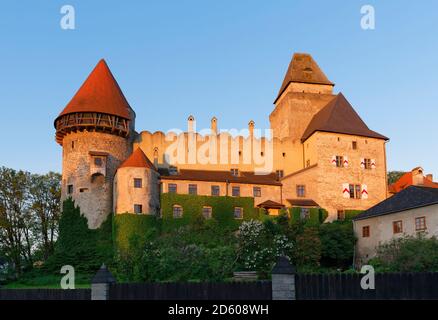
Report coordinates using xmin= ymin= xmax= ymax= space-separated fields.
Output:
xmin=54 ymin=53 xmax=389 ymax=229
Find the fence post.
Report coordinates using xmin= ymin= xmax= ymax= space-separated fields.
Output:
xmin=91 ymin=264 xmax=116 ymax=300
xmin=271 ymin=256 xmax=296 ymax=300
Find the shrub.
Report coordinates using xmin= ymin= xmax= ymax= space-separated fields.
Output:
xmin=369 ymin=234 xmax=438 ymax=272
xmin=319 ymin=221 xmax=356 ymax=269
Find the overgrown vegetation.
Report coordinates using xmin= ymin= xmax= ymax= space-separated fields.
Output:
xmin=369 ymin=234 xmax=438 ymax=272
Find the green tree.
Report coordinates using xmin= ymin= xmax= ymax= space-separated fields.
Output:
xmin=387 ymin=171 xmax=406 ymax=185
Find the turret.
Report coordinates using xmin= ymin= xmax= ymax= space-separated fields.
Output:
xmin=54 ymin=59 xmax=135 ymax=228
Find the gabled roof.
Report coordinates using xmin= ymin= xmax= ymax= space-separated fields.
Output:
xmin=301 ymin=93 xmax=388 ymax=142
xmin=160 ymin=169 xmax=282 ymax=186
xmin=287 ymin=199 xmax=320 ymax=207
xmin=257 ymin=200 xmax=285 ymax=209
xmin=354 ymin=186 xmax=438 ymax=221
xmin=118 ymin=148 xmax=156 ymax=170
xmin=56 ymin=59 xmax=132 ymax=120
xmin=274 ymin=53 xmax=334 ymax=103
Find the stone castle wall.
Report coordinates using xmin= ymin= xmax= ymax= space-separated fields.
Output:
xmin=62 ymin=131 xmax=132 ymax=228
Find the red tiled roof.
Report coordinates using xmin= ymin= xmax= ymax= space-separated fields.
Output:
xmin=118 ymin=148 xmax=156 ymax=170
xmin=56 ymin=59 xmax=132 ymax=120
xmin=274 ymin=53 xmax=334 ymax=103
xmin=161 ymin=169 xmax=282 ymax=186
xmin=389 ymin=171 xmax=438 ymax=193
xmin=301 ymin=93 xmax=388 ymax=142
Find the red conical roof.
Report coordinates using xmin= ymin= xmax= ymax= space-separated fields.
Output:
xmin=57 ymin=59 xmax=132 ymax=120
xmin=118 ymin=148 xmax=156 ymax=170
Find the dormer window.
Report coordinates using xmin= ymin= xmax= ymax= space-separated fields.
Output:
xmin=231 ymin=168 xmax=239 ymax=177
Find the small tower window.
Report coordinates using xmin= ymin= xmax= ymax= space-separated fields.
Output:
xmin=67 ymin=184 xmax=73 ymax=194
xmin=134 ymin=178 xmax=142 ymax=188
xmin=282 ymin=152 xmax=286 ymax=157
xmin=94 ymin=157 xmax=103 ymax=167
xmin=352 ymin=141 xmax=357 ymax=150
xmin=134 ymin=204 xmax=143 ymax=214
xmin=71 ymin=141 xmax=75 ymax=149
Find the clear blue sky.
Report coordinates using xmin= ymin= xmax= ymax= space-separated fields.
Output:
xmin=0 ymin=0 xmax=437 ymax=176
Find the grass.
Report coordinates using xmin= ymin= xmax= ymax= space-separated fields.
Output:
xmin=2 ymin=272 xmax=92 ymax=289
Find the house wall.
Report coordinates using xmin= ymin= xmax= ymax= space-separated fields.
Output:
xmin=354 ymin=204 xmax=438 ymax=265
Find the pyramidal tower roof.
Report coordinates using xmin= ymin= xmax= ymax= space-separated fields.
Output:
xmin=118 ymin=147 xmax=156 ymax=170
xmin=274 ymin=53 xmax=334 ymax=103
xmin=301 ymin=93 xmax=388 ymax=142
xmin=56 ymin=59 xmax=132 ymax=120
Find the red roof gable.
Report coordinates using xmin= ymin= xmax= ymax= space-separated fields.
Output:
xmin=389 ymin=171 xmax=438 ymax=193
xmin=118 ymin=148 xmax=156 ymax=170
xmin=57 ymin=59 xmax=132 ymax=120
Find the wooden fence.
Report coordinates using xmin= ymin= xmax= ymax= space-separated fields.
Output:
xmin=109 ymin=281 xmax=272 ymax=300
xmin=295 ymin=272 xmax=438 ymax=300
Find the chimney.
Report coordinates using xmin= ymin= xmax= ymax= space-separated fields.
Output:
xmin=426 ymin=174 xmax=434 ymax=182
xmin=187 ymin=115 xmax=195 ymax=133
xmin=211 ymin=117 xmax=217 ymax=135
xmin=248 ymin=120 xmax=255 ymax=137
xmin=412 ymin=167 xmax=424 ymax=185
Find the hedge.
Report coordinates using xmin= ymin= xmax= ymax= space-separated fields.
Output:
xmin=344 ymin=210 xmax=363 ymax=220
xmin=113 ymin=214 xmax=160 ymax=254
xmin=289 ymin=207 xmax=327 ymax=226
xmin=160 ymin=193 xmax=258 ymax=231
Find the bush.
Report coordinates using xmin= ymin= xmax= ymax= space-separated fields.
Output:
xmin=43 ymin=198 xmax=113 ymax=274
xmin=369 ymin=234 xmax=438 ymax=272
xmin=319 ymin=221 xmax=356 ymax=269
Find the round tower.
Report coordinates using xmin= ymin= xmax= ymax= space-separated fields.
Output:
xmin=54 ymin=59 xmax=135 ymax=229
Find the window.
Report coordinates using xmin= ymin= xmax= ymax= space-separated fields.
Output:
xmin=362 ymin=226 xmax=370 ymax=237
xmin=415 ymin=217 xmax=426 ymax=231
xmin=300 ymin=208 xmax=310 ymax=220
xmin=393 ymin=220 xmax=403 ymax=234
xmin=276 ymin=170 xmax=284 ymax=179
xmin=173 ymin=205 xmax=183 ymax=218
xmin=94 ymin=157 xmax=103 ymax=167
xmin=253 ymin=187 xmax=261 ymax=197
xmin=364 ymin=158 xmax=372 ymax=170
xmin=296 ymin=185 xmax=306 ymax=197
xmin=71 ymin=141 xmax=75 ymax=149
xmin=234 ymin=207 xmax=243 ymax=219
xmin=282 ymin=152 xmax=286 ymax=157
xmin=67 ymin=184 xmax=73 ymax=194
xmin=349 ymin=184 xmax=361 ymax=199
xmin=337 ymin=210 xmax=345 ymax=221
xmin=231 ymin=168 xmax=239 ymax=176
xmin=306 ymin=159 xmax=310 ymax=167
xmin=134 ymin=204 xmax=142 ymax=214
xmin=188 ymin=184 xmax=197 ymax=195
xmin=79 ymin=188 xmax=88 ymax=193
xmin=134 ymin=178 xmax=142 ymax=188
xmin=352 ymin=141 xmax=357 ymax=150
xmin=202 ymin=206 xmax=212 ymax=219
xmin=211 ymin=185 xmax=220 ymax=196
xmin=232 ymin=186 xmax=240 ymax=197
xmin=168 ymin=183 xmax=177 ymax=193
xmin=336 ymin=156 xmax=344 ymax=167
